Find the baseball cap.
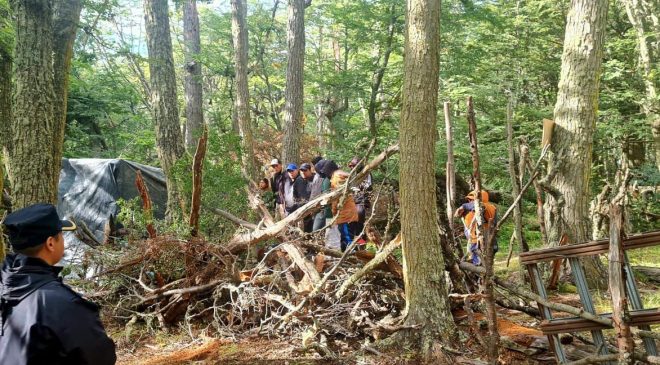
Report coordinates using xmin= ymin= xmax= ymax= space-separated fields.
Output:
xmin=300 ymin=163 xmax=311 ymax=171
xmin=286 ymin=163 xmax=298 ymax=171
xmin=2 ymin=203 xmax=77 ymax=250
xmin=270 ymin=158 xmax=281 ymax=166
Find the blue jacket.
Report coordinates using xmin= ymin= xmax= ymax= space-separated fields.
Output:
xmin=0 ymin=254 xmax=116 ymax=365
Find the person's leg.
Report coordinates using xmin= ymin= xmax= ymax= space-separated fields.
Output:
xmin=339 ymin=223 xmax=353 ymax=252
xmin=353 ymin=204 xmax=366 ymax=240
xmin=303 ymin=217 xmax=313 ymax=233
xmin=312 ymin=211 xmax=325 ymax=231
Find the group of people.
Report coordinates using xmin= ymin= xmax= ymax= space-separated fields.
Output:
xmin=260 ymin=156 xmax=371 ymax=252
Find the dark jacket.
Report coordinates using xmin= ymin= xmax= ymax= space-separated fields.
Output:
xmin=271 ymin=170 xmax=285 ymax=204
xmin=0 ymin=254 xmax=116 ymax=365
xmin=283 ymin=174 xmax=308 ymax=213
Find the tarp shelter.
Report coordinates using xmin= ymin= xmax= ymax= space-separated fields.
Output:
xmin=57 ymin=159 xmax=166 ymax=270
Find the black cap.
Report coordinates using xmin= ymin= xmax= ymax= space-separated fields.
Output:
xmin=300 ymin=163 xmax=312 ymax=171
xmin=311 ymin=156 xmax=323 ymax=165
xmin=2 ymin=203 xmax=77 ymax=250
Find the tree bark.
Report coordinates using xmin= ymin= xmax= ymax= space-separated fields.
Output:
xmin=189 ymin=127 xmax=207 ymax=237
xmin=623 ymin=0 xmax=660 ymax=171
xmin=0 ymin=50 xmax=10 ymax=173
xmin=544 ymin=0 xmax=609 ymax=287
xmin=9 ymin=0 xmax=56 ymax=209
xmin=231 ymin=0 xmax=258 ymax=181
xmin=399 ymin=0 xmax=456 ymax=353
xmin=183 ymin=0 xmax=204 ymax=153
xmin=281 ymin=0 xmax=305 ymax=165
xmin=144 ymin=0 xmax=187 ymax=220
xmin=609 ymin=204 xmax=634 ymax=365
xmin=51 ymin=0 xmax=82 ymax=201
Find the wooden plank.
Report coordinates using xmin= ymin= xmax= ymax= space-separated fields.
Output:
xmin=608 ymin=205 xmax=634 ymax=363
xmin=540 ymin=309 xmax=660 ymax=335
xmin=519 ymin=231 xmax=660 ymax=265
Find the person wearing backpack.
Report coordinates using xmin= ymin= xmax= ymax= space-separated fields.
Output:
xmin=454 ymin=190 xmax=498 ymax=265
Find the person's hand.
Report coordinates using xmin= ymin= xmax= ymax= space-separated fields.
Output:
xmin=454 ymin=207 xmax=464 ymax=218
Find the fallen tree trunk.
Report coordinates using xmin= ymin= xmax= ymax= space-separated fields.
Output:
xmin=207 ymin=206 xmax=258 ymax=230
xmin=632 ymin=266 xmax=660 ymax=283
xmin=335 ymin=234 xmax=401 ymax=298
xmin=224 ymin=144 xmax=400 ymax=254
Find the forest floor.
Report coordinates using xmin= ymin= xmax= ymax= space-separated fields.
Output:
xmin=109 ymin=245 xmax=660 ymax=364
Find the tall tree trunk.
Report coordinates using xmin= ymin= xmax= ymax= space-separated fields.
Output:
xmin=281 ymin=0 xmax=305 ymax=165
xmin=183 ymin=0 xmax=204 ymax=152
xmin=51 ymin=0 xmax=82 ymax=201
xmin=543 ymin=0 xmax=608 ymax=287
xmin=231 ymin=0 xmax=258 ymax=181
xmin=399 ymin=0 xmax=456 ymax=353
xmin=144 ymin=0 xmax=187 ymax=220
xmin=623 ymin=0 xmax=660 ymax=171
xmin=8 ymin=0 xmax=56 ymax=209
xmin=0 ymin=51 xmax=10 ymax=174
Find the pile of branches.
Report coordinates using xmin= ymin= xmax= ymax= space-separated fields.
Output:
xmin=90 ymin=230 xmax=407 ymax=357
xmin=86 ymin=145 xmax=410 ymax=357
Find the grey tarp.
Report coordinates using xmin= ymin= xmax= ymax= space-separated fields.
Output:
xmin=57 ymin=159 xmax=166 ymax=270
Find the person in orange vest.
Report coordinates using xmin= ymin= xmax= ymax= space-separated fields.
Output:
xmin=454 ymin=190 xmax=498 ymax=265
xmin=325 ymin=163 xmax=359 ymax=252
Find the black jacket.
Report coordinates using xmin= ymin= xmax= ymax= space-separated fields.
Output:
xmin=283 ymin=175 xmax=309 ymax=213
xmin=271 ymin=171 xmax=285 ymax=204
xmin=0 ymin=254 xmax=116 ymax=365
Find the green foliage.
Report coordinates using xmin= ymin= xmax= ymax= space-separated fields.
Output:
xmin=0 ymin=0 xmax=12 ymax=58
xmin=58 ymin=0 xmax=658 ymax=242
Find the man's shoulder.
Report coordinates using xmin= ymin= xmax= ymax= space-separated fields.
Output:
xmin=36 ymin=280 xmax=99 ymax=312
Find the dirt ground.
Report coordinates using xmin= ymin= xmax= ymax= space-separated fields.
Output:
xmin=114 ymin=308 xmax=555 ymax=365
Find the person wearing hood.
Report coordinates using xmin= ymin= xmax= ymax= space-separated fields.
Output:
xmin=322 ymin=161 xmax=359 ymax=251
xmin=0 ymin=204 xmax=116 ymax=365
xmin=347 ymin=157 xmax=372 ymax=244
xmin=454 ymin=190 xmax=498 ymax=265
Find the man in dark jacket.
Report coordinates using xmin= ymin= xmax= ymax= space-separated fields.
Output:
xmin=269 ymin=158 xmax=286 ymax=219
xmin=283 ymin=163 xmax=308 ymax=215
xmin=0 ymin=204 xmax=116 ymax=365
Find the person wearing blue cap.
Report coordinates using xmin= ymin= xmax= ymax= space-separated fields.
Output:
xmin=0 ymin=203 xmax=116 ymax=365
xmin=283 ymin=163 xmax=307 ymax=215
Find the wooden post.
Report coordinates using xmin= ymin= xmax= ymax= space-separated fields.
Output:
xmin=467 ymin=96 xmax=499 ymax=364
xmin=135 ymin=170 xmax=157 ymax=239
xmin=520 ymin=139 xmax=547 ymax=248
xmin=444 ymin=101 xmax=456 ymax=234
xmin=506 ymin=94 xmax=526 ymax=255
xmin=609 ymin=204 xmax=634 ymax=364
xmin=189 ymin=126 xmax=208 ymax=237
